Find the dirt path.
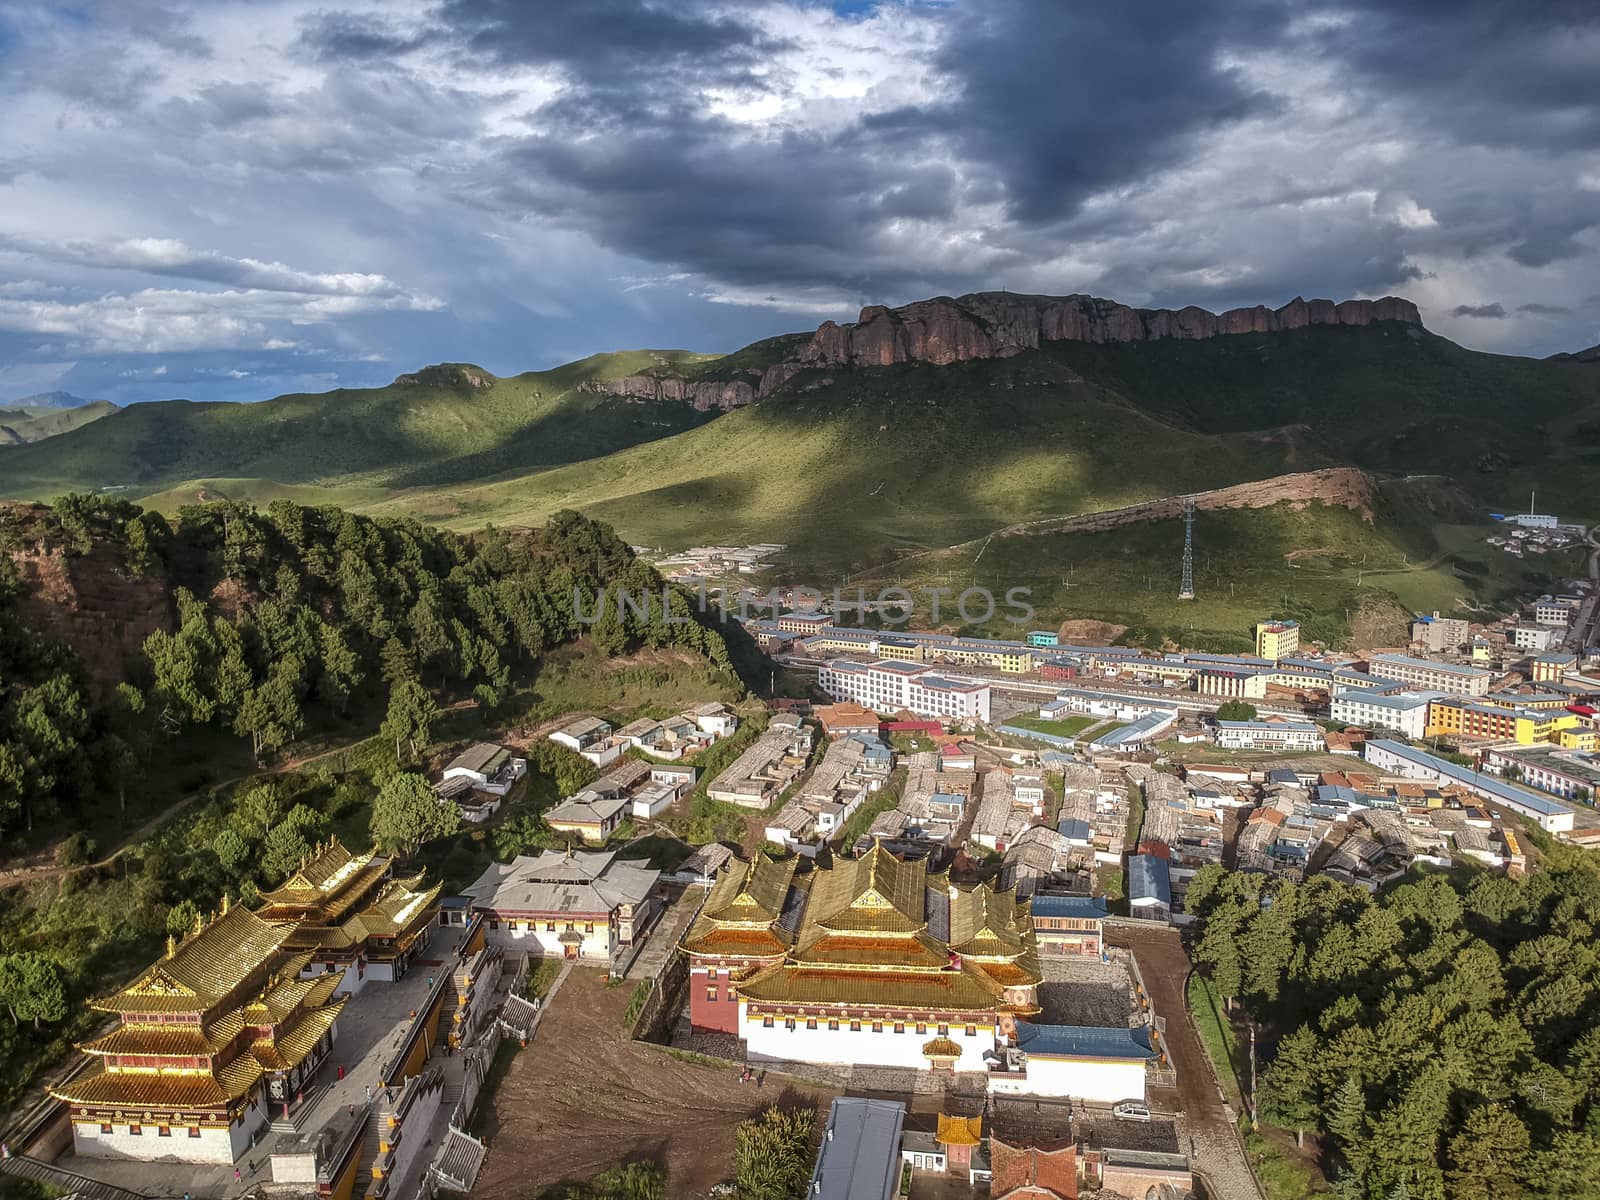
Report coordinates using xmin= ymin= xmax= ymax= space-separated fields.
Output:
xmin=1107 ymin=923 xmax=1265 ymax=1200
xmin=473 ymin=968 xmax=834 ymax=1197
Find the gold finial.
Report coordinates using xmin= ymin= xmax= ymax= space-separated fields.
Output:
xmin=166 ymin=933 xmax=176 ymax=959
xmin=192 ymin=909 xmax=203 ymax=935
xmin=220 ymin=893 xmax=230 ymax=915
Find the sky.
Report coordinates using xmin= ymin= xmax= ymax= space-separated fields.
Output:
xmin=0 ymin=0 xmax=1597 ymax=405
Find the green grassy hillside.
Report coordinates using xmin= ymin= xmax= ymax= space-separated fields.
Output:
xmin=0 ymin=400 xmax=118 ymax=445
xmin=1046 ymin=326 xmax=1600 ymax=517
xmin=0 ymin=351 xmax=740 ymax=498
xmin=852 ymin=482 xmax=1582 ymax=651
xmin=3 ymin=318 xmax=1594 ymax=617
xmin=357 ymin=354 xmax=1308 ymax=575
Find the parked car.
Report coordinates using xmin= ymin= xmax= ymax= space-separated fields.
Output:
xmin=1112 ymin=1100 xmax=1151 ymax=1121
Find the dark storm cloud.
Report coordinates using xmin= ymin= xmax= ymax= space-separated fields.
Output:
xmin=930 ymin=1 xmax=1288 ymax=223
xmin=297 ymin=12 xmax=430 ymax=62
xmin=481 ymin=115 xmax=956 ymax=296
xmin=1309 ymin=0 xmax=1600 ymax=152
xmin=454 ymin=0 xmax=1310 ymax=299
xmin=1453 ymin=303 xmax=1508 ymax=318
xmin=1519 ymin=302 xmax=1571 ymax=315
xmin=432 ymin=0 xmax=785 ymax=82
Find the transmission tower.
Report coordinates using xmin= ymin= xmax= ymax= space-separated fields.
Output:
xmin=1178 ymin=498 xmax=1196 ymax=600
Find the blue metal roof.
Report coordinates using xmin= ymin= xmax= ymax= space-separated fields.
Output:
xmin=1056 ymin=818 xmax=1092 ymax=842
xmin=1367 ymin=740 xmax=1571 ymax=816
xmin=1015 ymin=1023 xmax=1156 ymax=1061
xmin=1128 ymin=855 xmax=1172 ymax=907
xmin=1030 ymin=894 xmax=1108 ymax=920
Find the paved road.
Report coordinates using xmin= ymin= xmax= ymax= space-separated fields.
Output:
xmin=1107 ymin=924 xmax=1264 ymax=1200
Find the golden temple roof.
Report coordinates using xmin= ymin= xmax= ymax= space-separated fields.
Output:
xmin=682 ymin=926 xmax=790 ymax=959
xmin=948 ymin=882 xmax=1028 ymax=959
xmin=804 ymin=844 xmax=926 ymax=935
xmin=52 ymin=1053 xmax=264 ymax=1110
xmin=79 ymin=1012 xmax=244 ymax=1058
xmin=680 ymin=843 xmax=1041 ymax=1011
xmin=791 ymin=930 xmax=953 ymax=971
xmin=258 ymin=838 xmax=390 ymax=924
xmin=921 ymin=1036 xmax=964 ymax=1060
xmin=703 ymin=855 xmax=798 ymax=925
xmin=936 ymin=1114 xmax=983 ymax=1146
xmin=250 ymin=998 xmax=346 ymax=1071
xmin=284 ymin=877 xmax=441 ymax=950
xmin=94 ymin=906 xmax=293 ymax=1014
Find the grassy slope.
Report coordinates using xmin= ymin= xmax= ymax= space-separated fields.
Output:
xmin=855 ymin=483 xmax=1582 ymax=650
xmin=359 ymin=355 xmax=1304 ymax=575
xmin=0 ymin=351 xmax=738 ymax=499
xmin=1048 ymin=326 xmax=1600 ymax=518
xmin=5 ymin=323 xmax=1595 ymax=621
xmin=0 ymin=400 xmax=118 ymax=445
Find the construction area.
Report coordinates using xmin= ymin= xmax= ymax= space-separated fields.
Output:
xmin=472 ymin=969 xmax=835 ymax=1198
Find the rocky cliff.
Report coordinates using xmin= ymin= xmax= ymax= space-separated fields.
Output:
xmin=7 ymin=535 xmax=171 ymax=701
xmin=587 ymin=290 xmax=1423 ymax=405
xmin=595 ymin=374 xmax=757 ymax=411
xmin=797 ymin=292 xmax=1422 ymax=370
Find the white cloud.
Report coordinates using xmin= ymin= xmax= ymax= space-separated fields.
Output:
xmin=0 ymin=284 xmax=443 ymax=354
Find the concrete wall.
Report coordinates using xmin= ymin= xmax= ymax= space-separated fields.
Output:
xmin=988 ymin=1056 xmax=1146 ymax=1103
xmin=742 ymin=1010 xmax=994 ymax=1071
xmin=73 ymin=1094 xmax=268 ymax=1165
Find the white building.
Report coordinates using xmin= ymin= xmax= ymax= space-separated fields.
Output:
xmin=547 ymin=716 xmax=621 ymax=765
xmin=1214 ymin=720 xmax=1323 ymax=752
xmin=1511 ymin=513 xmax=1559 ymax=529
xmin=432 ymin=743 xmax=527 ymax=823
xmin=988 ymin=1024 xmax=1156 ymax=1103
xmin=1535 ymin=599 xmax=1575 ymax=626
xmin=462 ymin=849 xmax=661 ymax=962
xmin=1330 ymin=689 xmax=1434 ymax=739
xmin=818 ymin=659 xmax=991 ymax=723
xmin=1513 ymin=624 xmax=1561 ymax=652
xmin=1364 ymin=739 xmax=1575 ymax=834
xmin=1369 ymin=654 xmax=1491 ymax=698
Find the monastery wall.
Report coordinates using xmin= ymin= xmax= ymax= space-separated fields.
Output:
xmin=741 ymin=1010 xmax=995 ymax=1071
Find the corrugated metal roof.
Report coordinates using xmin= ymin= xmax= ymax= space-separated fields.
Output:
xmin=811 ymin=1099 xmax=905 ymax=1200
xmin=1015 ymin=1022 xmax=1155 ymax=1060
xmin=1127 ymin=855 xmax=1171 ymax=907
xmin=1029 ymin=894 xmax=1107 ymax=920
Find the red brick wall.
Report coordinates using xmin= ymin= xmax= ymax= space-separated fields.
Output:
xmin=690 ymin=967 xmax=740 ymax=1034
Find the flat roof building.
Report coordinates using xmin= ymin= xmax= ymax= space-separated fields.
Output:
xmin=1369 ymin=654 xmax=1491 ymax=697
xmin=809 ymin=1098 xmax=906 ymax=1200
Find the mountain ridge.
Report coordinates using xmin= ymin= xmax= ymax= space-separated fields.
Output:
xmin=588 ymin=291 xmax=1427 ymax=404
xmin=8 ymin=390 xmax=110 ymax=410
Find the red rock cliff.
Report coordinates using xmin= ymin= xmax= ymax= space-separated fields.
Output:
xmin=795 ymin=292 xmax=1422 ymax=371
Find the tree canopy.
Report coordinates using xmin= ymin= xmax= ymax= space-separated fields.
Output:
xmin=1190 ymin=850 xmax=1600 ymax=1199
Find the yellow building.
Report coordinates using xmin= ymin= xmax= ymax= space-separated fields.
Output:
xmin=874 ymin=637 xmax=926 ymax=663
xmin=933 ymin=643 xmax=1033 ymax=674
xmin=1558 ymin=726 xmax=1599 ymax=751
xmin=51 ymin=904 xmax=346 ymax=1165
xmin=259 ymin=838 xmax=441 ymax=987
xmin=1425 ymin=698 xmax=1579 ymax=745
xmin=1254 ymin=620 xmax=1300 ymax=661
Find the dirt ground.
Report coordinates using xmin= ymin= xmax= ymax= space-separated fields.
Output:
xmin=473 ymin=968 xmax=836 ymax=1198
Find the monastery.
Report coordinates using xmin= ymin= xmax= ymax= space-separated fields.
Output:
xmin=682 ymin=843 xmax=1041 ymax=1072
xmin=50 ymin=839 xmax=439 ymax=1165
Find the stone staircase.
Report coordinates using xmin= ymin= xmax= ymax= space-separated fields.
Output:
xmin=0 ymin=1155 xmax=150 ymax=1200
